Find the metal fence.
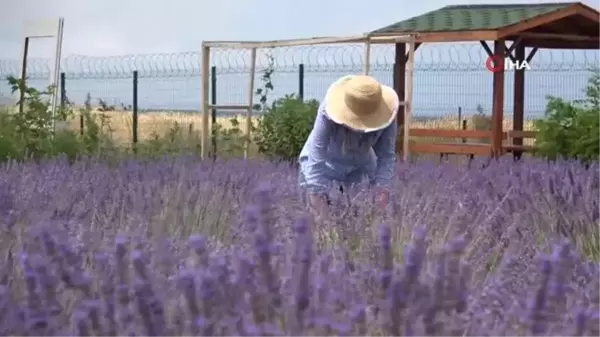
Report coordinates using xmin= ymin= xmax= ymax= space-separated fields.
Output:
xmin=0 ymin=42 xmax=598 ymax=143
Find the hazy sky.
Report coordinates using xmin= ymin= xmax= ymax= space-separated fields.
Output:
xmin=0 ymin=0 xmax=598 ymax=58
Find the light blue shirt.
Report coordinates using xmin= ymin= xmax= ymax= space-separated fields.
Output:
xmin=298 ymin=102 xmax=398 ymax=195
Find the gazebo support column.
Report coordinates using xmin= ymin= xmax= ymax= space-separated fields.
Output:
xmin=393 ymin=43 xmax=406 ymax=154
xmin=491 ymin=40 xmax=505 ymax=158
xmin=393 ymin=42 xmax=421 ymax=156
xmin=513 ymin=44 xmax=525 ymax=160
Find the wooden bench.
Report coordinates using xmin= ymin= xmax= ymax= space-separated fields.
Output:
xmin=408 ymin=142 xmax=492 ymax=166
xmin=406 ymin=128 xmax=492 ymax=162
xmin=399 ymin=128 xmax=538 ymax=161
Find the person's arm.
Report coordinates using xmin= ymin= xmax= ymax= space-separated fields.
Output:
xmin=303 ymin=105 xmax=332 ymax=197
xmin=372 ymin=120 xmax=398 ymax=191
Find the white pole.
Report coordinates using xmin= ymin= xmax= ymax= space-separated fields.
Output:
xmin=363 ymin=36 xmax=371 ymax=75
xmin=244 ymin=48 xmax=257 ymax=159
xmin=403 ymin=36 xmax=416 ymax=162
xmin=50 ymin=17 xmax=64 ymax=134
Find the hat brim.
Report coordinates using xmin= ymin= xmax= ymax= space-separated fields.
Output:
xmin=325 ymin=75 xmax=398 ymax=133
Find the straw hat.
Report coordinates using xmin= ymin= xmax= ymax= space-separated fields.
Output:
xmin=325 ymin=75 xmax=398 ymax=132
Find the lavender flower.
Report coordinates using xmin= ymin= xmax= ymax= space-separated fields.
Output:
xmin=0 ymin=156 xmax=596 ymax=336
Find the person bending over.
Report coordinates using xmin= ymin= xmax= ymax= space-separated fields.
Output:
xmin=298 ymin=75 xmax=399 ymax=214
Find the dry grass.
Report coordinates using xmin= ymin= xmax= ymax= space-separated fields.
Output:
xmin=66 ymin=110 xmax=253 ymax=145
xmin=65 ymin=110 xmax=537 ymax=146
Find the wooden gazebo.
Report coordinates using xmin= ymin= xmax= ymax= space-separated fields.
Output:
xmin=369 ymin=2 xmax=599 ymax=158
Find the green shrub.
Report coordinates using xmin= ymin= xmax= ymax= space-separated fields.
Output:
xmin=207 ymin=51 xmax=318 ymax=161
xmin=0 ymin=77 xmax=118 ymax=162
xmin=211 ymin=116 xmax=254 ymax=158
xmin=1 ymin=77 xmax=230 ymax=163
xmin=246 ymin=50 xmax=319 ymax=161
xmin=535 ymin=72 xmax=599 ymax=163
xmin=255 ymin=94 xmax=320 ymax=162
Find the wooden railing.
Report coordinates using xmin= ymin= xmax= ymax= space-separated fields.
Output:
xmin=503 ymin=130 xmax=537 ymax=153
xmin=407 ymin=128 xmax=492 ymax=156
xmin=400 ymin=128 xmax=538 ymax=157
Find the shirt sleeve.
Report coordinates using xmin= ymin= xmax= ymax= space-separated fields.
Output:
xmin=371 ymin=119 xmax=398 ymax=190
xmin=302 ymin=107 xmax=332 ymax=195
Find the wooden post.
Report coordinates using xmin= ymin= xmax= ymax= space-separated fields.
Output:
xmin=393 ymin=43 xmax=406 ymax=155
xmin=403 ymin=38 xmax=415 ymax=162
xmin=201 ymin=45 xmax=210 ymax=160
xmin=513 ymin=44 xmax=525 ymax=160
xmin=491 ymin=40 xmax=505 ymax=158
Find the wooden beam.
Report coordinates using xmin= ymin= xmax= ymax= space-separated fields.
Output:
xmin=491 ymin=40 xmax=505 ymax=158
xmin=409 ymin=142 xmax=492 ymax=156
xmin=504 ymin=38 xmax=522 ymax=63
xmin=516 ymin=32 xmax=598 ymax=42
xmin=575 ymin=4 xmax=600 ymax=22
xmin=521 ymin=39 xmax=599 ymax=49
xmin=497 ymin=6 xmax=579 ymax=38
xmin=480 ymin=41 xmax=493 ymax=57
xmin=536 ymin=20 xmax=577 ymax=34
xmin=480 ymin=40 xmax=520 ymax=61
xmin=541 ymin=18 xmax=592 ymax=36
xmin=415 ymin=30 xmax=498 ymax=43
xmin=371 ymin=30 xmax=497 ymax=41
xmin=410 ymin=128 xmax=491 ymax=139
xmin=405 ymin=42 xmax=421 ymax=59
xmin=526 ymin=47 xmax=538 ymax=63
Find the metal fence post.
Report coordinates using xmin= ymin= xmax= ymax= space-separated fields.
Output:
xmin=132 ymin=70 xmax=139 ymax=153
xmin=211 ymin=65 xmax=217 ymax=159
xmin=298 ymin=63 xmax=304 ymax=101
xmin=59 ymin=72 xmax=66 ymax=108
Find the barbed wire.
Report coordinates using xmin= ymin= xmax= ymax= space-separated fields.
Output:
xmin=0 ymin=43 xmax=597 ymax=80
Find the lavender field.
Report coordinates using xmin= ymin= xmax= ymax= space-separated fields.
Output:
xmin=0 ymin=156 xmax=598 ymax=336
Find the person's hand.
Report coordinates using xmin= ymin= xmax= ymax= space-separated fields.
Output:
xmin=308 ymin=194 xmax=329 ymax=216
xmin=375 ymin=187 xmax=390 ymax=209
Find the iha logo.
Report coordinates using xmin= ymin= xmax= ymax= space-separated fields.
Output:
xmin=485 ymin=55 xmax=531 ymax=72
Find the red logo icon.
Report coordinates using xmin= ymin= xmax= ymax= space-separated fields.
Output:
xmin=485 ymin=55 xmax=504 ymax=73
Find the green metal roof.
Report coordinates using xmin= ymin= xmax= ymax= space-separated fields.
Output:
xmin=370 ymin=2 xmax=576 ymax=34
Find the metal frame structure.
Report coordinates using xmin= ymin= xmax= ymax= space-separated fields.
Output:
xmin=17 ymin=18 xmax=65 ymax=133
xmin=200 ymin=33 xmax=417 ymax=160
